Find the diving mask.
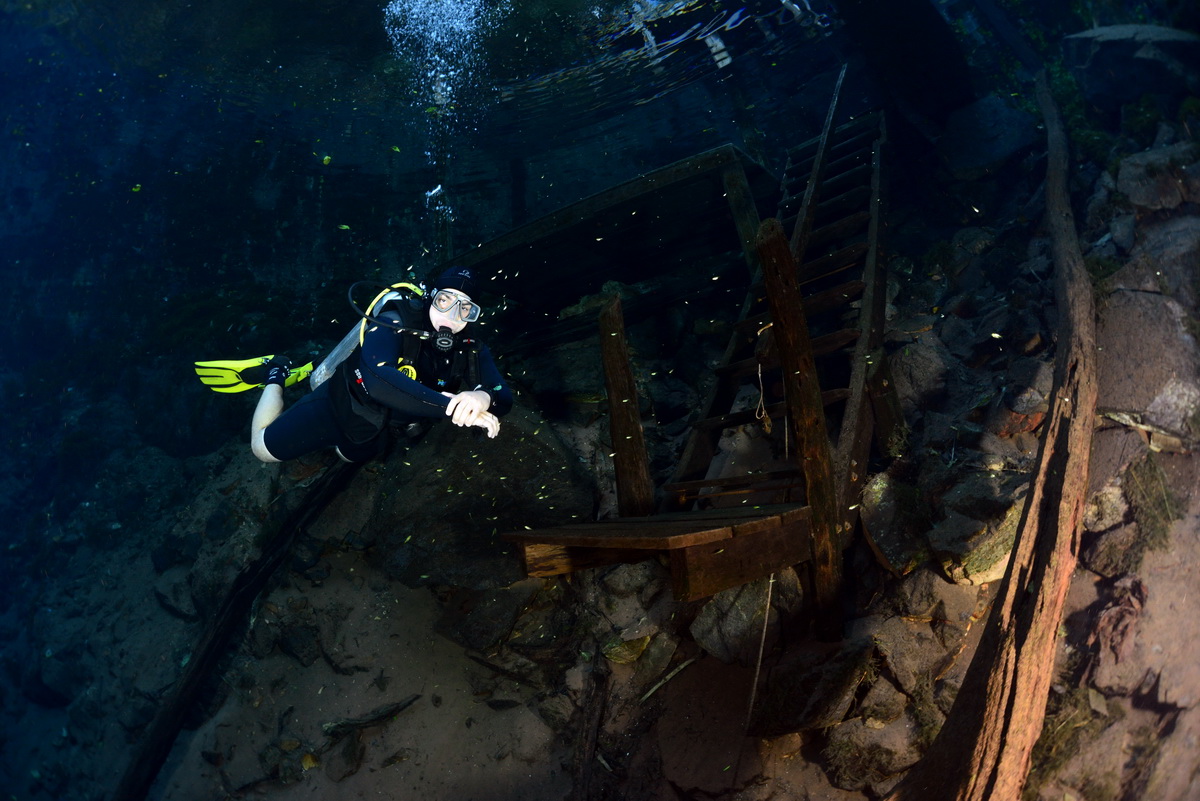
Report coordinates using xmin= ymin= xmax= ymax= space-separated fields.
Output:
xmin=431 ymin=289 xmax=480 ymax=323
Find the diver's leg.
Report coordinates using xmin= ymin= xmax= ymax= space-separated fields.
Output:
xmin=251 ymin=384 xmax=284 ymax=463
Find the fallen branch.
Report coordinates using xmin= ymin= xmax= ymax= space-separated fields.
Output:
xmin=321 ymin=695 xmax=421 ymax=741
xmin=886 ymin=69 xmax=1099 ymax=801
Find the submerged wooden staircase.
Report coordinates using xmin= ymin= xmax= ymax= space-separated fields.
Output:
xmin=501 ymin=72 xmax=899 ymax=627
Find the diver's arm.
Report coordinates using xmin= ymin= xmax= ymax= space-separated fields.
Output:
xmin=357 ymin=314 xmax=452 ymax=418
xmin=476 ymin=344 xmax=514 ymax=417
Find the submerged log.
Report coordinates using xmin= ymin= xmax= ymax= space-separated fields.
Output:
xmin=886 ymin=70 xmax=1099 ymax=801
xmin=112 ymin=462 xmax=360 ymax=801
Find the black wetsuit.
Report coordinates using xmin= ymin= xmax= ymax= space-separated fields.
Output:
xmin=262 ymin=297 xmax=512 ymax=462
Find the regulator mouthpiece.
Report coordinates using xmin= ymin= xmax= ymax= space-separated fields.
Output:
xmin=434 ymin=326 xmax=455 ymax=352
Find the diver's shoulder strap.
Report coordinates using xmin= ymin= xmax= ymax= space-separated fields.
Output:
xmin=454 ymin=337 xmax=482 ymax=389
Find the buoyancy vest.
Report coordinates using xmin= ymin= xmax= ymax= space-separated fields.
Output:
xmin=330 ymin=297 xmax=482 ymax=440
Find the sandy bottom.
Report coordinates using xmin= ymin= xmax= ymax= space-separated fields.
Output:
xmin=154 ymin=548 xmax=570 ymax=801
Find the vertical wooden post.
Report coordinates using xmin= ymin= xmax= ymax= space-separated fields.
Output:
xmin=756 ymin=218 xmax=843 ymax=640
xmin=791 ymin=64 xmax=848 ymax=260
xmin=599 ymin=295 xmax=656 ymax=518
xmin=722 ymin=162 xmax=763 ymax=277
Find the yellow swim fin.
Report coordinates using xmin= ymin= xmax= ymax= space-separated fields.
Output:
xmin=194 ymin=356 xmax=313 ymax=393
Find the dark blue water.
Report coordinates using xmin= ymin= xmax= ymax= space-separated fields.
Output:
xmin=0 ymin=0 xmax=1188 ymax=798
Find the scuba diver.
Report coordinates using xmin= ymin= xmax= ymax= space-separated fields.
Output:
xmin=195 ymin=265 xmax=512 ymax=463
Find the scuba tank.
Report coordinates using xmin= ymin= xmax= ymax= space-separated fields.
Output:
xmin=310 ymin=282 xmax=425 ymax=390
xmin=310 ymin=324 xmax=360 ymax=390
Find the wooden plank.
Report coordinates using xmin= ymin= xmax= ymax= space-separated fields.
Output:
xmin=720 ymin=329 xmax=859 ymax=378
xmin=669 ymin=520 xmax=814 ymax=601
xmin=757 ymin=217 xmax=843 ymax=640
xmin=785 ymin=112 xmax=882 ymax=163
xmin=599 ymin=295 xmax=655 ymax=517
xmin=810 ymin=212 xmax=871 ymax=249
xmin=722 ymin=161 xmax=764 ymax=276
xmin=813 ymin=185 xmax=872 ymax=223
xmin=520 ymin=543 xmax=659 ymax=577
xmin=731 ymin=506 xmax=811 ymax=537
xmin=834 ymin=125 xmax=886 ymax=540
xmin=750 ymin=243 xmax=868 ymax=295
xmin=788 ymin=146 xmax=873 ymax=191
xmin=632 ymin=503 xmax=806 ymax=524
xmin=820 ymin=162 xmax=872 ymax=197
xmin=799 ymin=242 xmax=869 ymax=282
xmin=502 ymin=520 xmax=733 ymax=550
xmin=735 ymin=280 xmax=866 ymax=334
xmin=790 ymin=64 xmax=848 ymax=256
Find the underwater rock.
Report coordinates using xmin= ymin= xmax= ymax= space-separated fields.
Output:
xmin=1063 ymin=25 xmax=1200 ymax=114
xmin=153 ymin=566 xmax=199 ymax=622
xmin=890 ymin=566 xmax=983 ymax=633
xmin=323 ymin=730 xmax=366 ymax=782
xmin=1097 ymin=290 xmax=1200 ymax=441
xmin=942 ymin=470 xmax=1029 ymax=521
xmin=1082 ymin=522 xmax=1142 ymax=579
xmin=860 ymin=471 xmax=928 ymax=576
xmin=926 ymin=504 xmax=1021 ymax=586
xmin=853 ymin=613 xmax=944 ymax=698
xmin=1116 ymin=142 xmax=1200 ymax=210
xmin=377 ymin=405 xmax=592 ymax=592
xmin=937 ymin=95 xmax=1039 ymax=182
xmin=277 ymin=622 xmax=322 ymax=667
xmin=1084 ymin=484 xmax=1132 ymax=533
xmin=1114 ymin=215 xmax=1200 ymax=308
xmin=822 ymin=716 xmax=922 ymax=791
xmin=440 ymin=578 xmax=546 ymax=654
xmin=150 ymin=528 xmax=202 ymax=573
xmin=859 ymin=677 xmax=908 ymax=728
xmin=689 ymin=570 xmax=802 ymax=665
xmin=752 ymin=639 xmax=876 ymax=736
xmin=600 ymin=560 xmax=662 ymax=599
xmin=1110 ymin=213 xmax=1137 ymax=253
xmin=887 ymin=332 xmax=955 ymax=419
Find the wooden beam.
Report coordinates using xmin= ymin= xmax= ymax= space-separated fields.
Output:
xmin=886 ymin=70 xmax=1099 ymax=801
xmin=670 ymin=515 xmax=814 ymax=601
xmin=722 ymin=161 xmax=764 ymax=276
xmin=503 ymin=519 xmax=733 ymax=549
xmin=520 ymin=543 xmax=660 ymax=577
xmin=756 ymin=217 xmax=843 ymax=640
xmin=834 ymin=121 xmax=887 ymax=536
xmin=599 ymin=295 xmax=656 ymax=518
xmin=790 ymin=64 xmax=848 ymax=258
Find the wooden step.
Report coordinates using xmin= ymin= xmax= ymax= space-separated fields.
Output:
xmin=809 ymin=211 xmax=871 ymax=249
xmin=503 ymin=505 xmax=815 ymax=600
xmin=748 ymin=243 xmax=867 ymax=297
xmin=786 ymin=116 xmax=880 ymax=162
xmin=669 ymin=507 xmax=812 ymax=600
xmin=781 ymin=157 xmax=872 ymax=204
xmin=813 ymin=184 xmax=872 ymax=221
xmin=736 ymin=280 xmax=865 ymax=334
xmin=716 ymin=328 xmax=860 ymax=378
xmin=779 ymin=210 xmax=870 ymax=248
xmin=799 ymin=242 xmax=869 ymax=285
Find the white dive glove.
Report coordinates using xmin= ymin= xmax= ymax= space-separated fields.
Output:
xmin=442 ymin=390 xmax=500 ymax=438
